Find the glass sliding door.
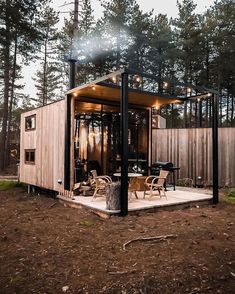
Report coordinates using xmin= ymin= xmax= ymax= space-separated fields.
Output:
xmin=74 ymin=101 xmax=149 ymax=182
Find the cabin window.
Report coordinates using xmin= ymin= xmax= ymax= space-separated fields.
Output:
xmin=25 ymin=149 xmax=35 ymax=164
xmin=25 ymin=115 xmax=36 ymax=131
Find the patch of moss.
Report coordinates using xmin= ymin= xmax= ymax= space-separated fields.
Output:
xmin=176 ymin=178 xmax=193 ymax=187
xmin=226 ymin=188 xmax=235 ymax=198
xmin=224 ymin=188 xmax=235 ymax=203
xmin=79 ymin=220 xmax=94 ymax=227
xmin=0 ymin=181 xmax=23 ymax=191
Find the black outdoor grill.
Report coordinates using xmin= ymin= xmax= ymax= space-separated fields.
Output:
xmin=151 ymin=161 xmax=180 ymax=190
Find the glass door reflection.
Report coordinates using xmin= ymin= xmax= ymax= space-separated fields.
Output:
xmin=74 ymin=101 xmax=148 ymax=182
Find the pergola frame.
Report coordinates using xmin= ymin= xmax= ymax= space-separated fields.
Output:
xmin=65 ymin=68 xmax=219 ymax=216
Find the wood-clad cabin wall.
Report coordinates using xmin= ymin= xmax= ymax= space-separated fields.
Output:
xmin=152 ymin=128 xmax=235 ymax=187
xmin=20 ymin=100 xmax=66 ymax=191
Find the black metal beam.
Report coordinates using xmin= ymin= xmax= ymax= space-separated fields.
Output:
xmin=212 ymin=93 xmax=219 ymax=204
xmin=120 ymin=72 xmax=129 ymax=216
xmin=127 ymin=68 xmax=218 ymax=95
xmin=64 ymin=95 xmax=71 ymax=190
xmin=66 ymin=69 xmax=125 ymax=95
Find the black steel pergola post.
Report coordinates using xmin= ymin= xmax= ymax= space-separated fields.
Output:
xmin=120 ymin=72 xmax=129 ymax=216
xmin=64 ymin=59 xmax=76 ymax=191
xmin=212 ymin=93 xmax=219 ymax=204
xmin=69 ymin=60 xmax=76 ymax=89
xmin=64 ymin=94 xmax=71 ymax=190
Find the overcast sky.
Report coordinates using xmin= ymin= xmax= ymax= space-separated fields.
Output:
xmin=53 ymin=0 xmax=215 ymax=21
xmin=23 ymin=0 xmax=215 ymax=99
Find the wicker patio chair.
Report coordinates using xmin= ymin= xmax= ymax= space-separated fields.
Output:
xmin=144 ymin=170 xmax=169 ymax=199
xmin=92 ymin=173 xmax=112 ymax=199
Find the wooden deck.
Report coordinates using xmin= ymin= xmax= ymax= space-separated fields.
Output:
xmin=57 ymin=188 xmax=213 ymax=218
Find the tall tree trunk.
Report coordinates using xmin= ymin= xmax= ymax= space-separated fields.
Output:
xmin=171 ymin=104 xmax=173 ymax=128
xmin=6 ymin=33 xmax=18 ymax=166
xmin=205 ymin=98 xmax=208 ymax=126
xmin=231 ymin=96 xmax=234 ymax=125
xmin=184 ymin=100 xmax=187 ymax=128
xmin=226 ymin=91 xmax=229 ymax=126
xmin=198 ymin=99 xmax=202 ymax=127
xmin=0 ymin=3 xmax=10 ymax=171
xmin=205 ymin=39 xmax=210 ymax=83
xmin=209 ymin=98 xmax=212 ymax=127
xmin=189 ymin=100 xmax=192 ymax=127
xmin=219 ymin=96 xmax=223 ymax=126
xmin=195 ymin=100 xmax=198 ymax=128
xmin=116 ymin=27 xmax=120 ymax=69
xmin=43 ymin=39 xmax=48 ymax=105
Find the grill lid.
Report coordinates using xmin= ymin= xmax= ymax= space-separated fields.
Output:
xmin=152 ymin=161 xmax=174 ymax=170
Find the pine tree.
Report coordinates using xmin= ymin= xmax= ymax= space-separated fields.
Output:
xmin=76 ymin=0 xmax=95 ymax=84
xmin=173 ymin=0 xmax=202 ymax=127
xmin=209 ymin=0 xmax=235 ymax=126
xmin=126 ymin=4 xmax=152 ymax=71
xmin=147 ymin=14 xmax=176 ymax=84
xmin=33 ymin=6 xmax=63 ymax=105
xmin=58 ymin=0 xmax=95 ymax=86
xmin=98 ymin=0 xmax=137 ymax=71
xmin=0 ymin=0 xmax=48 ymax=170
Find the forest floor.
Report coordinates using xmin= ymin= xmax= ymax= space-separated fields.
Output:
xmin=0 ymin=186 xmax=235 ymax=294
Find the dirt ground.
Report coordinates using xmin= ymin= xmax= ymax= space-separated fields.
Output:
xmin=0 ymin=187 xmax=234 ymax=294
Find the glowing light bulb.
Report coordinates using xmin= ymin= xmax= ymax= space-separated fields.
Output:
xmin=92 ymin=85 xmax=96 ymax=91
xmin=154 ymin=104 xmax=159 ymax=110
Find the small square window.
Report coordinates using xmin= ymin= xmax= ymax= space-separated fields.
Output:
xmin=25 ymin=149 xmax=35 ymax=164
xmin=25 ymin=115 xmax=36 ymax=131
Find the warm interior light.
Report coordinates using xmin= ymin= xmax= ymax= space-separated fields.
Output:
xmin=92 ymin=85 xmax=96 ymax=91
xmin=154 ymin=104 xmax=159 ymax=110
xmin=163 ymin=81 xmax=168 ymax=88
xmin=134 ymin=75 xmax=141 ymax=83
xmin=73 ymin=92 xmax=78 ymax=97
xmin=187 ymin=87 xmax=191 ymax=93
xmin=207 ymin=93 xmax=211 ymax=97
xmin=112 ymin=76 xmax=117 ymax=83
xmin=197 ymin=97 xmax=201 ymax=102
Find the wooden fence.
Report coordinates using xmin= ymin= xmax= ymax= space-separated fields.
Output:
xmin=152 ymin=128 xmax=235 ymax=187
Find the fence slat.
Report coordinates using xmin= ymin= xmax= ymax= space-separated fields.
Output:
xmin=152 ymin=128 xmax=235 ymax=187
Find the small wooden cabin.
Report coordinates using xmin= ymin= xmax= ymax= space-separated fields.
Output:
xmin=19 ymin=70 xmax=179 ymax=194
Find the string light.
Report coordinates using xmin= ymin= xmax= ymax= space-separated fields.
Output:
xmin=134 ymin=75 xmax=141 ymax=83
xmin=163 ymin=81 xmax=168 ymax=88
xmin=154 ymin=104 xmax=159 ymax=110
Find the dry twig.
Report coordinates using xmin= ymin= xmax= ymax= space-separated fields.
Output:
xmin=123 ymin=234 xmax=177 ymax=251
xmin=48 ymin=202 xmax=57 ymax=209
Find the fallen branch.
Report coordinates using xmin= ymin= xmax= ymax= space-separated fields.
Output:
xmin=123 ymin=234 xmax=177 ymax=251
xmin=48 ymin=202 xmax=57 ymax=209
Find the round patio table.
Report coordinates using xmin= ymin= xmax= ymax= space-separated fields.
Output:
xmin=113 ymin=172 xmax=143 ymax=178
